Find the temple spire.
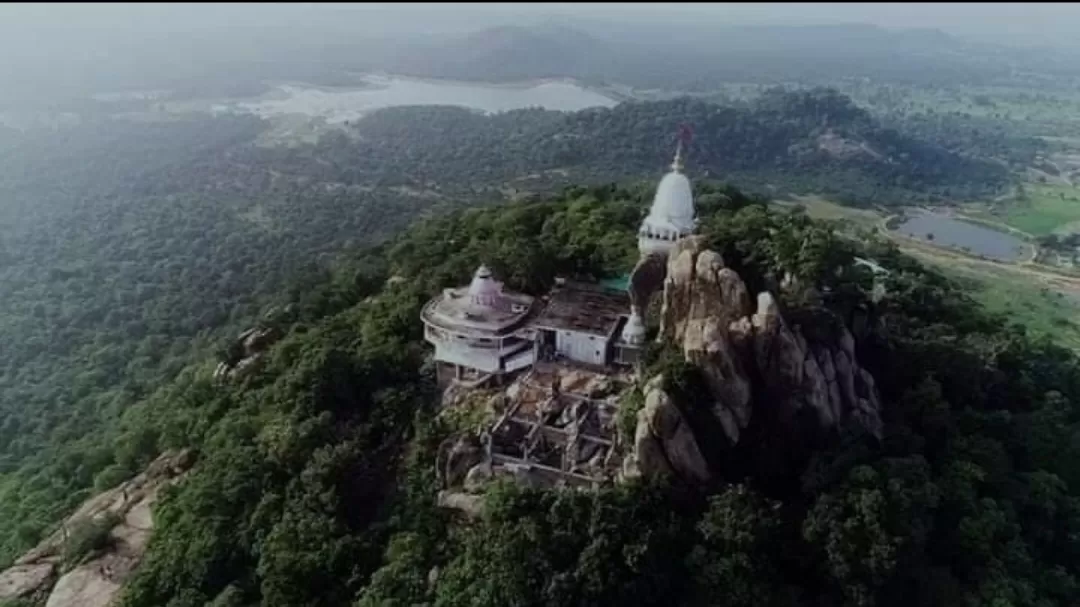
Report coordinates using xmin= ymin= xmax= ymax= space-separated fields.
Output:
xmin=671 ymin=124 xmax=692 ymax=173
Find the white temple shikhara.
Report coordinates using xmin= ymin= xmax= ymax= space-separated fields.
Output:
xmin=422 ymin=128 xmax=697 ymax=387
xmin=637 ymin=134 xmax=696 ymax=257
xmin=621 ymin=128 xmax=696 ymax=347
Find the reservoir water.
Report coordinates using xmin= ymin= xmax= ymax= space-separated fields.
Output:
xmin=894 ymin=210 xmax=1028 ymax=262
xmin=219 ymin=75 xmax=619 ymax=123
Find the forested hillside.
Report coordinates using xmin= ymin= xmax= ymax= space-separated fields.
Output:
xmin=76 ymin=184 xmax=1080 ymax=606
xmin=260 ymin=88 xmax=1015 ymax=205
xmin=0 ymin=87 xmax=1036 ymax=586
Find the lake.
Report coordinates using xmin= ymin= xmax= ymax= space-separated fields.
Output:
xmin=217 ymin=75 xmax=619 ymax=123
xmin=894 ymin=210 xmax=1028 ymax=262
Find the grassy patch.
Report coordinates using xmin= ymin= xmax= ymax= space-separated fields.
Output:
xmin=964 ymin=183 xmax=1080 ymax=237
xmin=772 ymin=195 xmax=883 ymax=230
xmin=62 ymin=513 xmax=121 ymax=570
xmin=998 ymin=183 xmax=1080 ymax=235
xmin=939 ymin=263 xmax=1080 ymax=350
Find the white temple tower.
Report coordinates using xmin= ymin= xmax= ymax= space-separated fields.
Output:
xmin=621 ymin=128 xmax=697 ymax=347
xmin=636 ymin=133 xmax=696 ymax=258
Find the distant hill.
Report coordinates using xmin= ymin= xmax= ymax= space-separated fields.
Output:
xmin=383 ymin=22 xmax=1047 ymax=89
xmin=257 ymin=88 xmax=1012 ymax=206
xmin=392 ymin=24 xmax=610 ymax=83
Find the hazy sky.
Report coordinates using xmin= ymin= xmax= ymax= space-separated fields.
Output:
xmin=1 ymin=2 xmax=1078 ymax=59
xmin=2 ymin=2 xmax=1078 ymax=47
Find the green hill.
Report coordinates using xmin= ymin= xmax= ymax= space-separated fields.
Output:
xmin=98 ymin=184 xmax=1080 ymax=607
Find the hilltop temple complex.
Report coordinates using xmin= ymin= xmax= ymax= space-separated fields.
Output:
xmin=423 ymin=130 xmax=697 ymax=491
xmin=421 ymin=131 xmax=696 ymax=388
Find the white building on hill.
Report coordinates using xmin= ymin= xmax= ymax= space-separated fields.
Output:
xmin=531 ymin=279 xmax=641 ymax=368
xmin=421 ymin=265 xmax=539 ymax=386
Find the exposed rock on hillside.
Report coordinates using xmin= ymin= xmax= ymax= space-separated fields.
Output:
xmin=0 ymin=450 xmax=194 ymax=607
xmin=622 ymin=376 xmax=710 ymax=484
xmin=628 ymin=236 xmax=883 ymax=482
xmin=214 ymin=326 xmax=283 ymax=382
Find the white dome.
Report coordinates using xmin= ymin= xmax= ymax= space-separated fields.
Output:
xmin=647 ymin=171 xmax=695 ymax=234
xmin=620 ymin=310 xmax=647 ymax=345
xmin=467 ymin=265 xmax=503 ymax=308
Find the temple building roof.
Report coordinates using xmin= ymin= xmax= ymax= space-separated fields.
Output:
xmin=530 ymin=280 xmax=629 ymax=338
xmin=421 ymin=265 xmax=536 ymax=336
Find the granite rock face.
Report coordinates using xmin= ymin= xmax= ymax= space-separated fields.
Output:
xmin=623 ymin=376 xmax=711 ymax=484
xmin=627 ymin=237 xmax=883 ymax=482
xmin=0 ymin=450 xmax=194 ymax=607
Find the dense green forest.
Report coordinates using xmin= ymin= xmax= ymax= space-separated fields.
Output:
xmin=82 ymin=183 xmax=1077 ymax=606
xmin=244 ymin=88 xmax=1016 ymax=207
xmin=0 ymin=85 xmax=1063 ymax=604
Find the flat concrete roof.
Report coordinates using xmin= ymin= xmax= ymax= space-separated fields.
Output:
xmin=530 ymin=280 xmax=629 ymax=338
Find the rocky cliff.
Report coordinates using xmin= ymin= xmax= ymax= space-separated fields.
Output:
xmin=626 ymin=236 xmax=883 ymax=484
xmin=0 ymin=450 xmax=193 ymax=607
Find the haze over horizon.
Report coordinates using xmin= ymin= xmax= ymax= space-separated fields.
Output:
xmin=1 ymin=3 xmax=1078 ymax=49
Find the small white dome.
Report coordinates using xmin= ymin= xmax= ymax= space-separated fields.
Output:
xmin=620 ymin=311 xmax=647 ymax=345
xmin=467 ymin=265 xmax=503 ymax=307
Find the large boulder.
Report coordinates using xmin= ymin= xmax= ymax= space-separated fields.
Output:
xmin=683 ymin=316 xmax=751 ymax=444
xmin=626 ymin=376 xmax=711 ymax=484
xmin=627 ymin=252 xmax=669 ymax=317
xmin=436 ymin=435 xmax=485 ymax=489
xmin=751 ymin=292 xmax=882 ymax=438
xmin=660 ymin=236 xmax=708 ymax=343
xmin=45 ymin=565 xmax=122 ymax=607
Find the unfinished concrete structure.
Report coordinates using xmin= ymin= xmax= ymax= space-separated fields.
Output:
xmin=486 ymin=362 xmax=629 ymax=488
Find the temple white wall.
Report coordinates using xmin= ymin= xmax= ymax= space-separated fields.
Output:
xmin=433 ymin=341 xmax=502 ymax=373
xmin=554 ymin=330 xmax=608 ymax=366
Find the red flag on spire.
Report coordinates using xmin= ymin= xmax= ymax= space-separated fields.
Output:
xmin=678 ymin=124 xmax=693 ymax=145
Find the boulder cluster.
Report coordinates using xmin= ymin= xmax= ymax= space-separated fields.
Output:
xmin=624 ymin=236 xmax=882 ymax=483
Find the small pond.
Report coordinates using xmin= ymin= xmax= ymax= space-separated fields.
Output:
xmin=894 ymin=210 xmax=1028 ymax=262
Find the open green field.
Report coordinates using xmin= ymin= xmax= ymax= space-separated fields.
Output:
xmin=904 ymin=246 xmax=1080 ymax=351
xmin=772 ymin=194 xmax=883 ymax=230
xmin=962 ymin=182 xmax=1080 ymax=236
xmin=774 ymin=194 xmax=1080 ymax=351
xmin=941 ymin=260 xmax=1080 ymax=350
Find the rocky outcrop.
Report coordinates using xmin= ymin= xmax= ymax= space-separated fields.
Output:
xmin=0 ymin=450 xmax=194 ymax=607
xmin=214 ymin=326 xmax=283 ymax=383
xmin=0 ymin=563 xmax=55 ymax=604
xmin=436 ymin=435 xmax=486 ymax=490
xmin=627 ymin=237 xmax=884 ymax=483
xmin=627 ymin=252 xmax=668 ymax=316
xmin=751 ymin=292 xmax=882 ymax=438
xmin=437 ymin=490 xmax=485 ymax=519
xmin=623 ymin=376 xmax=711 ymax=484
